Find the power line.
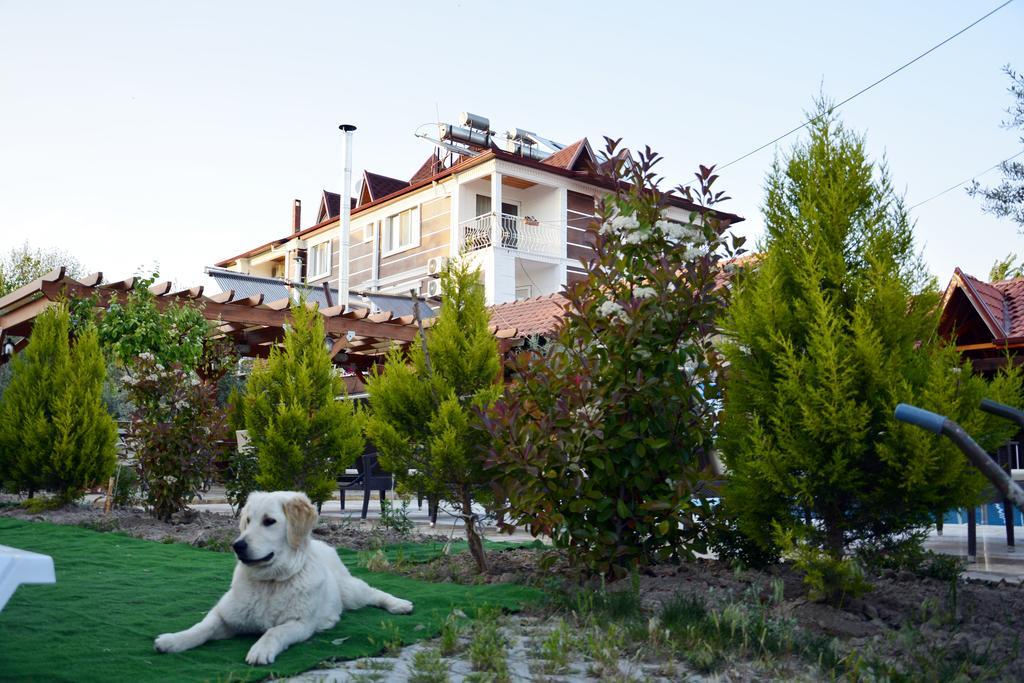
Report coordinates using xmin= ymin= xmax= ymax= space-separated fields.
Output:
xmin=908 ymin=149 xmax=1024 ymax=210
xmin=713 ymin=0 xmax=1016 ymax=174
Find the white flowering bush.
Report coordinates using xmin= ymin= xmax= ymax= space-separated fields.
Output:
xmin=124 ymin=353 xmax=227 ymax=521
xmin=485 ymin=141 xmax=745 ymax=576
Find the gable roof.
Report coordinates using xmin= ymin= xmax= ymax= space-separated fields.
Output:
xmin=542 ymin=138 xmax=595 ymax=172
xmin=409 ymin=154 xmax=442 ymax=184
xmin=318 ymin=190 xmax=360 ymax=223
xmin=940 ymin=268 xmax=1024 ymax=344
xmin=318 ymin=190 xmax=340 ymax=223
xmin=361 ymin=171 xmax=410 ymax=205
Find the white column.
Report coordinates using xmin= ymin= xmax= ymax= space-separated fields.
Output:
xmin=490 ymin=169 xmax=502 ymax=247
xmin=449 ymin=181 xmax=461 ymax=258
xmin=557 ymin=187 xmax=568 ymax=288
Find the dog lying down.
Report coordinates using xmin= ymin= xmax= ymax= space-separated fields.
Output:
xmin=154 ymin=490 xmax=413 ymax=665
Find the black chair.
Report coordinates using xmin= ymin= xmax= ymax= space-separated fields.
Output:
xmin=416 ymin=493 xmax=440 ymax=526
xmin=338 ymin=449 xmax=393 ymax=519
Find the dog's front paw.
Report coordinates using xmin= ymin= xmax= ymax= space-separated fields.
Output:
xmin=246 ymin=636 xmax=280 ymax=666
xmin=386 ymin=597 xmax=414 ymax=614
xmin=154 ymin=633 xmax=186 ymax=653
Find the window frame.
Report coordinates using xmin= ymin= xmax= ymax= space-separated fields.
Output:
xmin=382 ymin=206 xmax=420 ymax=257
xmin=307 ymin=240 xmax=332 ymax=280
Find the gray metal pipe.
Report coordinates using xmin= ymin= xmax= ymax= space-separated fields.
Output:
xmin=895 ymin=403 xmax=1024 ymax=512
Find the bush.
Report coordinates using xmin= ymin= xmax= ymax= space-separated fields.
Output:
xmin=0 ymin=304 xmax=117 ymax=502
xmin=244 ymin=300 xmax=363 ymax=508
xmin=123 ymin=353 xmax=228 ymax=521
xmin=111 ymin=464 xmax=140 ymax=508
xmin=484 ymin=142 xmax=741 ymax=577
xmin=776 ymin=524 xmax=871 ymax=607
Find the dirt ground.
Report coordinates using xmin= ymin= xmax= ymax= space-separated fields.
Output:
xmin=404 ymin=541 xmax=1024 ymax=680
xmin=0 ymin=498 xmax=445 ymax=551
xmin=6 ymin=499 xmax=1024 ymax=680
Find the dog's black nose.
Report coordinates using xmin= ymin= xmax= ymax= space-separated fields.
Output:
xmin=232 ymin=539 xmax=248 ymax=555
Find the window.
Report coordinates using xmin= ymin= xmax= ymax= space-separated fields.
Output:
xmin=308 ymin=241 xmax=331 ymax=280
xmin=384 ymin=207 xmax=419 ymax=254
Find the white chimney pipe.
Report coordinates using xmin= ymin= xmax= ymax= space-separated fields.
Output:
xmin=338 ymin=123 xmax=356 ymax=310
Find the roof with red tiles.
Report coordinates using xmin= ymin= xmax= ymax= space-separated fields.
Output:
xmin=319 ymin=190 xmax=341 ymax=222
xmin=489 ymin=293 xmax=569 ymax=338
xmin=363 ymin=171 xmax=410 ymax=203
xmin=541 ymin=139 xmax=594 ymax=171
xmin=409 ymin=154 xmax=441 ymax=184
xmin=1000 ymin=277 xmax=1024 ymax=339
xmin=941 ymin=268 xmax=1024 ymax=343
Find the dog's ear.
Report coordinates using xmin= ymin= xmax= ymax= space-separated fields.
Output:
xmin=283 ymin=493 xmax=317 ymax=549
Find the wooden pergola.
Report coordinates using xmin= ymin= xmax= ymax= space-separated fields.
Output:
xmin=0 ymin=268 xmax=520 ymax=385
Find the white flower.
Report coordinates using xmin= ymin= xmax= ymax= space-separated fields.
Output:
xmin=634 ymin=286 xmax=657 ymax=299
xmin=573 ymin=403 xmax=602 ymax=422
xmin=620 ymin=230 xmax=647 ymax=245
xmin=598 ymin=300 xmax=624 ymax=318
xmin=597 ymin=300 xmax=630 ymax=323
xmin=611 ymin=212 xmax=640 ymax=232
xmin=600 ymin=209 xmax=640 ymax=235
xmin=657 ymin=219 xmax=707 ymax=246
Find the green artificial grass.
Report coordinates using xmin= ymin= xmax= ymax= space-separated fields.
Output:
xmin=0 ymin=518 xmax=542 ymax=682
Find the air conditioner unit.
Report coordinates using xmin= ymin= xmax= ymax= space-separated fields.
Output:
xmin=426 ymin=256 xmax=449 ymax=278
xmin=425 ymin=278 xmax=444 ymax=298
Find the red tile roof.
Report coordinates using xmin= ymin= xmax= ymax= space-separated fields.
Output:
xmin=943 ymin=268 xmax=1024 ymax=342
xmin=542 ymin=139 xmax=593 ymax=171
xmin=409 ymin=154 xmax=441 ymax=184
xmin=363 ymin=171 xmax=410 ymax=202
xmin=320 ymin=190 xmax=340 ymax=221
xmin=999 ymin=277 xmax=1024 ymax=339
xmin=489 ymin=293 xmax=569 ymax=337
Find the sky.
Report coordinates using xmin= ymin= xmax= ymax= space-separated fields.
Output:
xmin=1 ymin=1 xmax=1022 ymax=290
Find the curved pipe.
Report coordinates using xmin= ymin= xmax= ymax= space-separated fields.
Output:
xmin=895 ymin=403 xmax=1024 ymax=512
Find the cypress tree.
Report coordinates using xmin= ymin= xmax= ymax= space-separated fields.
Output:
xmin=0 ymin=304 xmax=117 ymax=501
xmin=719 ymin=105 xmax=1022 ymax=566
xmin=244 ymin=301 xmax=363 ymax=508
xmin=366 ymin=260 xmax=501 ymax=572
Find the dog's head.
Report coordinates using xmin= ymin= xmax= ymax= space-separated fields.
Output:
xmin=232 ymin=491 xmax=318 ymax=575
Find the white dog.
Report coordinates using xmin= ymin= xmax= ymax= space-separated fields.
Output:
xmin=154 ymin=491 xmax=413 ymax=665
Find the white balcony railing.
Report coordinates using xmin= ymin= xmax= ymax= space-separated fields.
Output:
xmin=459 ymin=213 xmax=562 ymax=258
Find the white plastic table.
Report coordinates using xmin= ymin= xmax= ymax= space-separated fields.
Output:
xmin=0 ymin=545 xmax=56 ymax=611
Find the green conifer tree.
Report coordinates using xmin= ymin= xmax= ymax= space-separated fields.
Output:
xmin=0 ymin=304 xmax=117 ymax=501
xmin=719 ymin=105 xmax=1022 ymax=570
xmin=366 ymin=260 xmax=501 ymax=572
xmin=243 ymin=301 xmax=363 ymax=508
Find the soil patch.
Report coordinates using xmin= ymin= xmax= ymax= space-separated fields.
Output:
xmin=394 ymin=543 xmax=1024 ymax=680
xmin=0 ymin=499 xmax=447 ymax=551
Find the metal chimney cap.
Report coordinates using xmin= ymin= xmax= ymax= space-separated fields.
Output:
xmin=338 ymin=124 xmax=357 ymax=132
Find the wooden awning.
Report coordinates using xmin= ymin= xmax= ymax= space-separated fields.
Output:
xmin=0 ymin=268 xmax=520 ymax=372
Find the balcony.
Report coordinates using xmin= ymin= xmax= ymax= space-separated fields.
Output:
xmin=458 ymin=213 xmax=562 ymax=258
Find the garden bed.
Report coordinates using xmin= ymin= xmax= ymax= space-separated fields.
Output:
xmin=387 ymin=542 xmax=1024 ymax=680
xmin=0 ymin=498 xmax=447 ymax=550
